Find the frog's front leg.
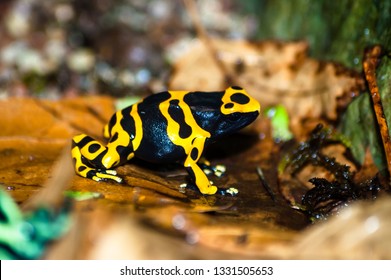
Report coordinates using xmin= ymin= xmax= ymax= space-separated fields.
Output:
xmin=71 ymin=134 xmax=130 ymax=183
xmin=184 ymin=137 xmax=218 ymax=195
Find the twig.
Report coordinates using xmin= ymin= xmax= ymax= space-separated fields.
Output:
xmin=363 ymin=45 xmax=391 ymax=181
xmin=256 ymin=166 xmax=276 ymax=202
xmin=183 ymin=0 xmax=237 ymax=86
xmin=22 ymin=144 xmax=74 ymax=211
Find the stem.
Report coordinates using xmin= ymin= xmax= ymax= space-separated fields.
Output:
xmin=363 ymin=45 xmax=391 ymax=181
xmin=183 ymin=0 xmax=236 ymax=86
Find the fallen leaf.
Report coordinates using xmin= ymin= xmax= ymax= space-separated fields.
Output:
xmin=169 ymin=39 xmax=364 ymax=138
xmin=1 ymin=97 xmax=309 ymax=259
xmin=292 ymin=197 xmax=391 ymax=259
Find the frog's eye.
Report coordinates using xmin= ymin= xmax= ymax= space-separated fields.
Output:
xmin=231 ymin=93 xmax=250 ymax=105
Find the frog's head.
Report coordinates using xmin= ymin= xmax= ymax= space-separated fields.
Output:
xmin=221 ymin=86 xmax=260 ymax=115
xmin=213 ymin=86 xmax=260 ymax=138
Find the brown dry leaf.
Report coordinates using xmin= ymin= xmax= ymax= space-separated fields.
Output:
xmin=292 ymin=197 xmax=391 ymax=259
xmin=0 ymin=97 xmax=114 ymax=203
xmin=0 ymin=97 xmax=190 ymax=205
xmin=169 ymin=39 xmax=363 ymax=137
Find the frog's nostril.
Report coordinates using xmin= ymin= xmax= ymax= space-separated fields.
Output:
xmin=224 ymin=103 xmax=234 ymax=109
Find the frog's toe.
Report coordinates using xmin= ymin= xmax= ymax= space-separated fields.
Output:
xmin=104 ymin=169 xmax=118 ymax=176
xmin=200 ymin=185 xmax=218 ymax=195
xmin=92 ymin=170 xmax=123 ymax=183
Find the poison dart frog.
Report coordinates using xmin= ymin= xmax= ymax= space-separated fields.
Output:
xmin=71 ymin=86 xmax=260 ymax=195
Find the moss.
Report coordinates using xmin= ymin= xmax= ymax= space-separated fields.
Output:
xmin=249 ymin=0 xmax=390 ymax=70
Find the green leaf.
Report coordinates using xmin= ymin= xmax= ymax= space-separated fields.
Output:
xmin=64 ymin=190 xmax=103 ymax=201
xmin=339 ymin=54 xmax=391 ymax=172
xmin=264 ymin=105 xmax=293 ymax=142
xmin=339 ymin=93 xmax=386 ymax=170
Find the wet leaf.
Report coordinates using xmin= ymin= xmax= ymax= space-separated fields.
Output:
xmin=0 ymin=97 xmax=114 ymax=203
xmin=0 ymin=96 xmax=310 ymax=259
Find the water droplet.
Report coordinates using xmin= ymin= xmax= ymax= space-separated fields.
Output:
xmin=135 ymin=69 xmax=151 ymax=85
xmin=172 ymin=214 xmax=186 ymax=230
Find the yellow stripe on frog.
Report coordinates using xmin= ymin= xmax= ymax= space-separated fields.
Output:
xmin=159 ymin=91 xmax=211 ymax=155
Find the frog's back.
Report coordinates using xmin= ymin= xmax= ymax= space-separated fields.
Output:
xmin=133 ymin=91 xmax=187 ymax=162
xmin=127 ymin=90 xmax=214 ymax=163
xmin=104 ymin=91 xmax=170 ymax=138
xmin=138 ymin=91 xmax=172 ymax=108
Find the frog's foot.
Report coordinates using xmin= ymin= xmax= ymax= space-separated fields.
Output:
xmin=179 ymin=182 xmax=218 ymax=195
xmin=72 ymin=134 xmax=124 ymax=183
xmin=78 ymin=166 xmax=123 ymax=183
xmin=93 ymin=169 xmax=123 ymax=183
xmin=199 ymin=158 xmax=226 ymax=177
xmin=200 ymin=184 xmax=218 ymax=195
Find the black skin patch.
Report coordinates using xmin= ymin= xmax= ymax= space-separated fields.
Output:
xmin=116 ymin=145 xmax=128 ymax=161
xmin=224 ymin=103 xmax=234 ymax=109
xmin=190 ymin=147 xmax=199 ymax=161
xmin=110 ymin=132 xmax=119 ymax=143
xmin=231 ymin=93 xmax=250 ymax=104
xmin=78 ymin=165 xmax=87 ymax=172
xmin=88 ymin=143 xmax=101 ymax=154
xmin=86 ymin=170 xmax=97 ymax=179
xmin=186 ymin=166 xmax=196 ymax=182
xmin=183 ymin=91 xmax=224 ymax=109
xmin=168 ymin=99 xmax=193 ymax=139
xmin=80 ymin=154 xmax=90 ymax=166
xmin=90 ymin=150 xmax=107 ymax=169
xmin=106 ymin=113 xmax=117 ymax=137
xmin=120 ymin=107 xmax=136 ymax=139
xmin=73 ymin=135 xmax=94 ymax=149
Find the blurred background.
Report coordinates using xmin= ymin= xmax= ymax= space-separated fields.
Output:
xmin=1 ymin=0 xmax=388 ymax=99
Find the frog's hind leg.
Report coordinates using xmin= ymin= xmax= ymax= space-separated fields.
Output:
xmin=71 ymin=134 xmax=127 ymax=183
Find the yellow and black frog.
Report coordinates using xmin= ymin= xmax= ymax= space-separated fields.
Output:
xmin=71 ymin=86 xmax=260 ymax=195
